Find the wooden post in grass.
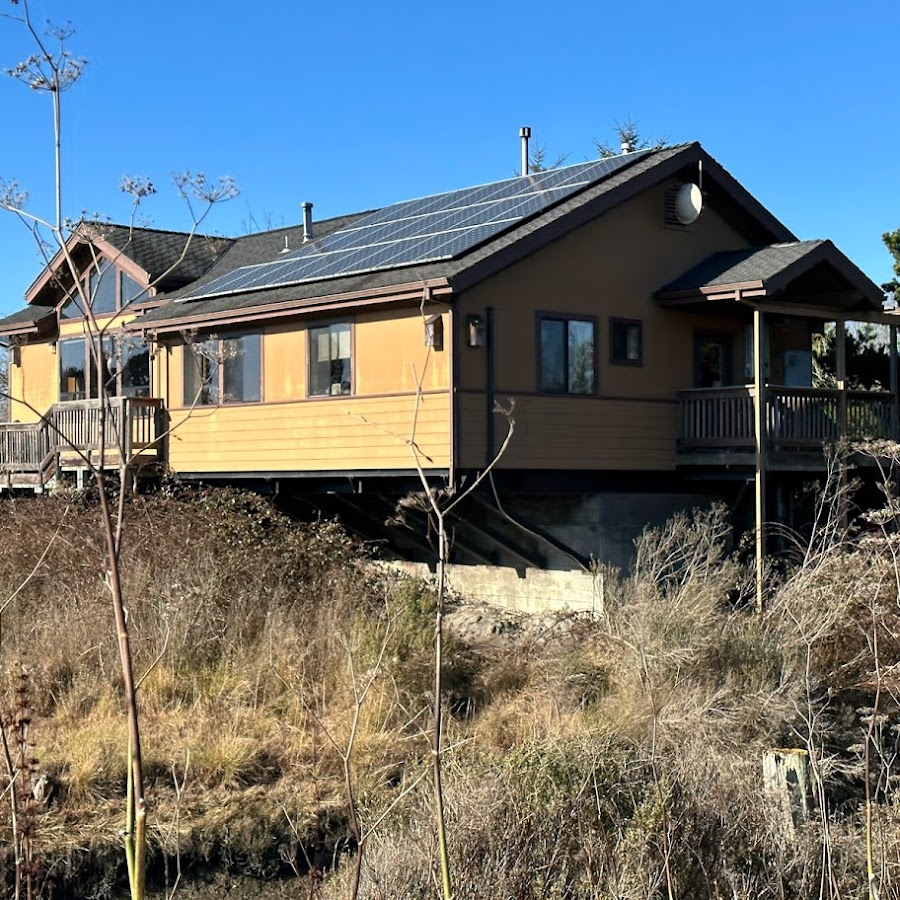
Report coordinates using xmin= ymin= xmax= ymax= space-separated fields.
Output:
xmin=763 ymin=748 xmax=812 ymax=837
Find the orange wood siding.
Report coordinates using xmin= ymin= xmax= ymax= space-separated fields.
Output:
xmin=9 ymin=343 xmax=55 ymax=423
xmin=167 ymin=393 xmax=450 ymax=473
xmin=164 ymin=307 xmax=451 ymax=474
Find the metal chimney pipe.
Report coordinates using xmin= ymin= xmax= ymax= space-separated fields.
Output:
xmin=519 ymin=126 xmax=531 ymax=176
xmin=301 ymin=201 xmax=314 ymax=242
xmin=621 ymin=139 xmax=632 ymax=154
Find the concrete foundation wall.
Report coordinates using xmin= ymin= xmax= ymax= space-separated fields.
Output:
xmin=387 ymin=561 xmax=606 ymax=616
xmin=500 ymin=491 xmax=730 ymax=570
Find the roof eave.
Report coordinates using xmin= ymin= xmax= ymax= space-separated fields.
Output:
xmin=129 ymin=278 xmax=454 ymax=334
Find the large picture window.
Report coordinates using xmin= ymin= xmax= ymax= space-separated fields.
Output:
xmin=309 ymin=322 xmax=352 ymax=396
xmin=58 ymin=335 xmax=151 ymax=401
xmin=61 ymin=260 xmax=150 ymax=319
xmin=538 ymin=315 xmax=596 ymax=394
xmin=183 ymin=333 xmax=262 ymax=406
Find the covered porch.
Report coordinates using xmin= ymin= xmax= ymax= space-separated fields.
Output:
xmin=659 ymin=239 xmax=898 ymax=471
xmin=658 ymin=238 xmax=895 ymax=606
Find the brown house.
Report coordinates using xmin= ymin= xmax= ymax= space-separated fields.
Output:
xmin=0 ymin=142 xmax=893 ymax=576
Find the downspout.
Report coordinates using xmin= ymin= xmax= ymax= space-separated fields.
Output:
xmin=890 ymin=324 xmax=898 ymax=438
xmin=486 ymin=306 xmax=495 ymax=465
xmin=449 ymin=300 xmax=458 ymax=490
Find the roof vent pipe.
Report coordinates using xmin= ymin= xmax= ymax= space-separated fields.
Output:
xmin=519 ymin=126 xmax=531 ymax=176
xmin=621 ymin=138 xmax=632 ymax=154
xmin=301 ymin=201 xmax=314 ymax=242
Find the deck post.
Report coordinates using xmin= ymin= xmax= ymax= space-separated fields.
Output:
xmin=753 ymin=307 xmax=767 ymax=612
xmin=890 ymin=324 xmax=898 ymax=439
xmin=835 ymin=319 xmax=847 ymax=434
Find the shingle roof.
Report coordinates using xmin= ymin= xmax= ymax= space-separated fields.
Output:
xmin=0 ymin=304 xmax=56 ymax=333
xmin=140 ymin=144 xmax=759 ymax=329
xmin=659 ymin=241 xmax=828 ymax=293
xmin=95 ymin=224 xmax=233 ymax=290
xmin=154 ymin=211 xmax=372 ymax=303
xmin=658 ymin=239 xmax=885 ymax=310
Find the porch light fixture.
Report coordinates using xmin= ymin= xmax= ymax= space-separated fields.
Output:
xmin=466 ymin=314 xmax=485 ymax=347
xmin=424 ymin=314 xmax=444 ymax=351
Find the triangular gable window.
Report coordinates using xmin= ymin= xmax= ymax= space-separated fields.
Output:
xmin=60 ymin=258 xmax=149 ymax=319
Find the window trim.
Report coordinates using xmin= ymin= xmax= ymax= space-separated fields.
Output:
xmin=535 ymin=311 xmax=599 ymax=396
xmin=58 ymin=334 xmax=152 ymax=401
xmin=610 ymin=317 xmax=643 ymax=367
xmin=306 ymin=319 xmax=355 ymax=399
xmin=182 ymin=331 xmax=265 ymax=407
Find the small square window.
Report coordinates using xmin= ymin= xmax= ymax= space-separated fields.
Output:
xmin=611 ymin=318 xmax=642 ymax=366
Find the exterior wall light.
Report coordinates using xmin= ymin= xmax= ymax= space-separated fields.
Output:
xmin=424 ymin=313 xmax=444 ymax=351
xmin=466 ymin=314 xmax=485 ymax=347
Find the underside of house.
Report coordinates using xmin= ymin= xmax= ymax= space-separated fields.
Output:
xmin=0 ymin=142 xmax=894 ymax=578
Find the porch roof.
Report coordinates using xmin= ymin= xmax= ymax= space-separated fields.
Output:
xmin=0 ymin=304 xmax=56 ymax=338
xmin=657 ymin=240 xmax=886 ymax=317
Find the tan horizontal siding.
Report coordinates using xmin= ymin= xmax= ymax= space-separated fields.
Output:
xmin=459 ymin=393 xmax=676 ymax=471
xmin=167 ymin=392 xmax=450 ymax=473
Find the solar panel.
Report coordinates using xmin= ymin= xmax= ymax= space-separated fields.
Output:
xmin=179 ymin=150 xmax=652 ymax=301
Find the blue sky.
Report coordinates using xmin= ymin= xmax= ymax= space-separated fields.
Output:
xmin=0 ymin=0 xmax=897 ymax=313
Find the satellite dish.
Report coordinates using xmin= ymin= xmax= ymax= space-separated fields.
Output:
xmin=675 ymin=183 xmax=703 ymax=225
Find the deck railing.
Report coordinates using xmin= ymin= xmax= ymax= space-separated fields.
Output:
xmin=0 ymin=421 xmax=52 ymax=472
xmin=678 ymin=386 xmax=899 ymax=451
xmin=0 ymin=397 xmax=164 ymax=486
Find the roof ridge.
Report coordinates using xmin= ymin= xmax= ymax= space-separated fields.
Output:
xmin=88 ymin=222 xmax=227 ymax=241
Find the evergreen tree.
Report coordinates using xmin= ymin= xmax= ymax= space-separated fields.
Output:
xmin=883 ymin=228 xmax=900 ymax=298
xmin=595 ymin=116 xmax=669 ymax=158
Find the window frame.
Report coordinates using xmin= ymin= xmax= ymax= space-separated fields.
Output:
xmin=59 ymin=257 xmax=151 ymax=321
xmin=182 ymin=332 xmax=264 ymax=407
xmin=58 ymin=334 xmax=152 ymax=401
xmin=306 ymin=320 xmax=355 ymax=399
xmin=535 ymin=311 xmax=599 ymax=396
xmin=610 ymin=317 xmax=643 ymax=367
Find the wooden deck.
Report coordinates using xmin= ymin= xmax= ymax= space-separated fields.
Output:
xmin=0 ymin=397 xmax=165 ymax=490
xmin=678 ymin=386 xmax=900 ymax=469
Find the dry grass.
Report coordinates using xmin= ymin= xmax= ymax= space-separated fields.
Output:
xmin=0 ymin=489 xmax=899 ymax=898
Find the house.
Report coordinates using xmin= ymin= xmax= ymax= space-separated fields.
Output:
xmin=0 ymin=141 xmax=893 ymax=583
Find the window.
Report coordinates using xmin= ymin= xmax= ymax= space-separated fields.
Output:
xmin=58 ymin=335 xmax=150 ymax=401
xmin=694 ymin=332 xmax=733 ymax=388
xmin=309 ymin=322 xmax=352 ymax=396
xmin=61 ymin=261 xmax=150 ymax=319
xmin=611 ymin=318 xmax=642 ymax=365
xmin=59 ymin=338 xmax=87 ymax=401
xmin=183 ymin=333 xmax=261 ymax=406
xmin=538 ymin=316 xmax=596 ymax=394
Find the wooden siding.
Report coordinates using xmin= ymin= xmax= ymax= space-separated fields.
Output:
xmin=167 ymin=392 xmax=450 ymax=473
xmin=9 ymin=342 xmax=55 ymax=423
xmin=459 ymin=392 xmax=676 ymax=471
xmin=457 ymin=180 xmax=759 ymax=470
xmin=164 ymin=307 xmax=451 ymax=474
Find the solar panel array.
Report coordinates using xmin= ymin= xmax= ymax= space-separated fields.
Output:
xmin=180 ymin=151 xmax=651 ymax=301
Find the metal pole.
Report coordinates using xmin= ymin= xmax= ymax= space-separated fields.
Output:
xmin=753 ymin=307 xmax=767 ymax=612
xmin=519 ymin=126 xmax=531 ymax=177
xmin=890 ymin=324 xmax=898 ymax=438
